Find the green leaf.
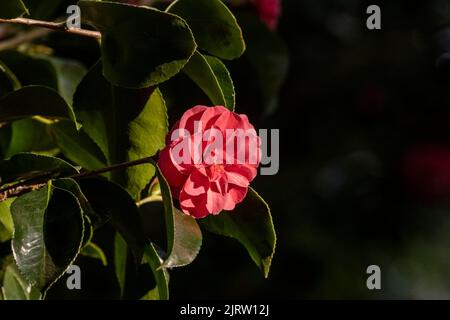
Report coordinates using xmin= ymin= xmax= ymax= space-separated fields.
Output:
xmin=0 ymin=0 xmax=28 ymax=19
xmin=154 ymin=164 xmax=202 ymax=269
xmin=46 ymin=57 xmax=87 ymax=105
xmin=0 ymin=199 xmax=14 ymax=243
xmin=80 ymin=242 xmax=107 ymax=266
xmin=0 ymin=51 xmax=58 ymax=89
xmin=78 ymin=178 xmax=147 ymax=262
xmin=0 ymin=52 xmax=85 ymax=108
xmin=73 ymin=62 xmax=168 ymax=199
xmin=140 ymin=286 xmax=160 ymax=300
xmin=167 ymin=0 xmax=245 ymax=60
xmin=52 ymin=177 xmax=96 ymax=218
xmin=1 ymin=264 xmax=41 ymax=300
xmin=10 ymin=182 xmax=85 ymax=292
xmin=114 ymin=232 xmax=127 ymax=299
xmin=0 ymin=61 xmax=20 ymax=98
xmin=238 ymin=13 xmax=289 ymax=115
xmin=143 ymin=244 xmax=169 ymax=300
xmin=52 ymin=177 xmax=95 ymax=251
xmin=0 ymin=85 xmax=77 ymax=124
xmin=183 ymin=51 xmax=235 ymax=110
xmin=0 ymin=153 xmax=78 ymax=186
xmin=5 ymin=119 xmax=57 ymax=158
xmin=78 ymin=0 xmax=197 ymax=88
xmin=201 ymin=188 xmax=276 ymax=278
xmin=51 ymin=120 xmax=107 ymax=171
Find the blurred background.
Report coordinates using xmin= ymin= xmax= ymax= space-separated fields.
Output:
xmin=6 ymin=0 xmax=450 ymax=299
xmin=169 ymin=0 xmax=450 ymax=299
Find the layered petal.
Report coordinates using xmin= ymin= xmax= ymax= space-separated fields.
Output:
xmin=158 ymin=105 xmax=261 ymax=218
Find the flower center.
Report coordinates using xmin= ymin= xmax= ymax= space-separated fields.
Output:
xmin=208 ymin=164 xmax=225 ymax=181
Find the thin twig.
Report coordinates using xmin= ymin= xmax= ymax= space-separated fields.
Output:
xmin=70 ymin=156 xmax=156 ymax=180
xmin=0 ymin=172 xmax=60 ymax=196
xmin=0 ymin=17 xmax=101 ymax=39
xmin=0 ymin=156 xmax=157 ymax=201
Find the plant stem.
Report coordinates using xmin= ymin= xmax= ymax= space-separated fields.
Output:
xmin=0 ymin=155 xmax=158 ymax=200
xmin=0 ymin=17 xmax=101 ymax=39
xmin=70 ymin=156 xmax=157 ymax=180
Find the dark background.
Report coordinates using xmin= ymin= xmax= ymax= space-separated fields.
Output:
xmin=42 ymin=0 xmax=450 ymax=299
xmin=168 ymin=0 xmax=450 ymax=299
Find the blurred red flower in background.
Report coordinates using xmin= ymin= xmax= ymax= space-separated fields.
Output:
xmin=251 ymin=0 xmax=281 ymax=30
xmin=402 ymin=143 xmax=450 ymax=203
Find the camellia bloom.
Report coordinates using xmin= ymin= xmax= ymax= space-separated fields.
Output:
xmin=251 ymin=0 xmax=281 ymax=30
xmin=158 ymin=106 xmax=261 ymax=218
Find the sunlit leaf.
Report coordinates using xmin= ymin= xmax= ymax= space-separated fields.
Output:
xmin=73 ymin=62 xmax=168 ymax=199
xmin=78 ymin=0 xmax=197 ymax=88
xmin=143 ymin=243 xmax=169 ymax=300
xmin=201 ymin=188 xmax=276 ymax=278
xmin=153 ymin=163 xmax=202 ymax=269
xmin=183 ymin=51 xmax=235 ymax=110
xmin=5 ymin=119 xmax=56 ymax=158
xmin=1 ymin=264 xmax=41 ymax=300
xmin=10 ymin=182 xmax=84 ymax=292
xmin=167 ymin=0 xmax=245 ymax=60
xmin=80 ymin=242 xmax=107 ymax=266
xmin=0 ymin=61 xmax=20 ymax=98
xmin=51 ymin=120 xmax=107 ymax=171
xmin=0 ymin=199 xmax=14 ymax=243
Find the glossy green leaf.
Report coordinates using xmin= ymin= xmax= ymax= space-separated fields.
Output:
xmin=80 ymin=242 xmax=107 ymax=266
xmin=0 ymin=153 xmax=78 ymax=186
xmin=51 ymin=120 xmax=107 ymax=171
xmin=143 ymin=244 xmax=169 ymax=300
xmin=0 ymin=52 xmax=86 ymax=105
xmin=140 ymin=286 xmax=160 ymax=300
xmin=201 ymin=188 xmax=276 ymax=278
xmin=73 ymin=62 xmax=168 ymax=199
xmin=51 ymin=178 xmax=94 ymax=251
xmin=10 ymin=182 xmax=85 ymax=292
xmin=167 ymin=0 xmax=245 ymax=60
xmin=0 ymin=85 xmax=77 ymax=124
xmin=0 ymin=61 xmax=20 ymax=98
xmin=114 ymin=232 xmax=127 ymax=299
xmin=46 ymin=57 xmax=87 ymax=105
xmin=52 ymin=178 xmax=96 ymax=220
xmin=78 ymin=178 xmax=147 ymax=261
xmin=0 ymin=51 xmax=58 ymax=89
xmin=0 ymin=199 xmax=14 ymax=243
xmin=154 ymin=164 xmax=202 ymax=269
xmin=78 ymin=0 xmax=197 ymax=88
xmin=5 ymin=119 xmax=57 ymax=158
xmin=0 ymin=0 xmax=28 ymax=19
xmin=183 ymin=51 xmax=235 ymax=110
xmin=1 ymin=264 xmax=41 ymax=300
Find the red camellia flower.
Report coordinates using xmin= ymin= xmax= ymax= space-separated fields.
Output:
xmin=251 ymin=0 xmax=281 ymax=30
xmin=402 ymin=143 xmax=450 ymax=203
xmin=158 ymin=106 xmax=261 ymax=218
